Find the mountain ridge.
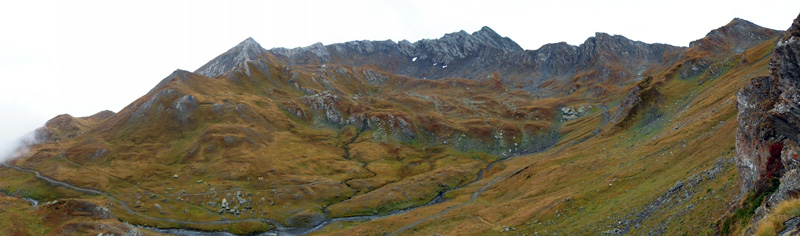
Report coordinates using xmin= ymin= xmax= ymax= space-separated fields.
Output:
xmin=0 ymin=16 xmax=793 ymax=236
xmin=211 ymin=20 xmax=776 ymax=97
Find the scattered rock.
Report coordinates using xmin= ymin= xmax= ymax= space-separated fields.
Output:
xmin=606 ymin=158 xmax=731 ymax=234
xmin=500 ymin=226 xmax=515 ymax=232
xmin=133 ymin=201 xmax=143 ymax=209
xmin=221 ymin=198 xmax=229 ymax=209
xmin=778 ymin=216 xmax=800 ymax=236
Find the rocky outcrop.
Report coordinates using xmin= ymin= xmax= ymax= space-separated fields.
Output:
xmin=605 ymin=158 xmax=732 ymax=235
xmin=736 ymin=13 xmax=800 ymax=193
xmin=736 ymin=12 xmax=800 ymax=228
xmin=174 ymin=94 xmax=197 ymax=127
xmin=736 ymin=75 xmax=781 ymax=193
xmin=561 ymin=105 xmax=591 ymax=121
xmin=778 ymin=216 xmax=800 ymax=236
xmin=397 ymin=26 xmax=523 ymax=65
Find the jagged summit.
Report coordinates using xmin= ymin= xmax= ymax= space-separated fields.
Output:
xmin=195 ymin=37 xmax=268 ymax=78
xmin=268 ymin=26 xmax=523 ymax=67
xmin=471 ymin=26 xmax=523 ymax=52
xmin=399 ymin=26 xmax=523 ymax=64
xmin=237 ymin=37 xmax=263 ymax=52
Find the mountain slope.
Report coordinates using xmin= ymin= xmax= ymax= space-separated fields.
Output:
xmin=310 ymin=22 xmax=782 ymax=236
xmin=0 ymin=16 xmax=791 ymax=236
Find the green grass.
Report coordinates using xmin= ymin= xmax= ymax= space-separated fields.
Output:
xmin=721 ymin=178 xmax=780 ymax=235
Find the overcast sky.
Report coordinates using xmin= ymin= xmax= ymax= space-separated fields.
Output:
xmin=1 ymin=0 xmax=798 ymax=160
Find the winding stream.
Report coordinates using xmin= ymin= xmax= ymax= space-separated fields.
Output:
xmin=1 ymin=105 xmax=609 ymax=236
xmin=22 ymin=197 xmax=38 ymax=206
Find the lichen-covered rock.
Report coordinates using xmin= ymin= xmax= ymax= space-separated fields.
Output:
xmin=561 ymin=105 xmax=591 ymax=121
xmin=736 ymin=76 xmax=780 ymax=193
xmin=301 ymin=91 xmax=344 ymax=125
xmin=174 ymin=94 xmax=196 ymax=126
xmin=778 ymin=216 xmax=800 ymax=236
xmin=736 ymin=12 xmax=800 ymax=227
xmin=611 ymin=86 xmax=642 ymax=125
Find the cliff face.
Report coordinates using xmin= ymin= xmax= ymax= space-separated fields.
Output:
xmin=765 ymin=13 xmax=800 ymax=208
xmin=736 ymin=75 xmax=780 ymax=193
xmin=736 ymin=13 xmax=800 ymax=209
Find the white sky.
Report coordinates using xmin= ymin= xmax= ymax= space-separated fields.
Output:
xmin=0 ymin=0 xmax=798 ymax=160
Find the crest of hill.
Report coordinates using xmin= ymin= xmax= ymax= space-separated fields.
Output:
xmin=690 ymin=18 xmax=781 ymax=53
xmin=195 ymin=37 xmax=270 ymax=78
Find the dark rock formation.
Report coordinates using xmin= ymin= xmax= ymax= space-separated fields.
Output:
xmin=736 ymin=75 xmax=781 ymax=193
xmin=265 ymin=26 xmax=684 ymax=94
xmin=778 ymin=216 xmax=800 ymax=236
xmin=735 ymin=12 xmax=800 ymax=227
xmin=736 ymin=13 xmax=800 ymax=193
xmin=762 ymin=12 xmax=800 ymax=211
xmin=197 ymin=21 xmax=777 ymax=99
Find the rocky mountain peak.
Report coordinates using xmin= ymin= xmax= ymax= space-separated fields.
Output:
xmin=237 ymin=37 xmax=263 ymax=53
xmin=717 ymin=18 xmax=774 ymax=37
xmin=728 ymin=18 xmax=759 ymax=27
xmin=471 ymin=26 xmax=523 ymax=52
xmin=195 ymin=37 xmax=268 ymax=78
xmin=401 ymin=26 xmax=523 ymax=65
xmin=690 ymin=18 xmax=779 ymax=52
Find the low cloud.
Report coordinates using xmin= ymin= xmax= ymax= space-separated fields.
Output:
xmin=0 ymin=128 xmax=44 ymax=163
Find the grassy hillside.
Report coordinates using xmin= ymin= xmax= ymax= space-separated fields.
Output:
xmin=305 ymin=36 xmax=778 ymax=236
xmin=0 ymin=23 xmax=783 ymax=235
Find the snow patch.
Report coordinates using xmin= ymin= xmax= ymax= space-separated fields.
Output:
xmin=412 ymin=57 xmax=417 ymax=62
xmin=442 ymin=65 xmax=448 ymax=68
